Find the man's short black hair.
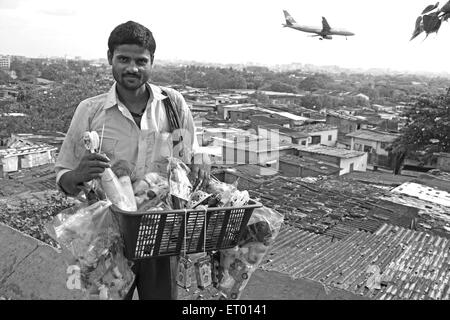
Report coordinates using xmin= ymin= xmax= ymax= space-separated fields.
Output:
xmin=108 ymin=21 xmax=156 ymax=63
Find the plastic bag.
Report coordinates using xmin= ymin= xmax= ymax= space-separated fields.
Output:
xmin=215 ymin=206 xmax=284 ymax=300
xmin=46 ymin=200 xmax=135 ymax=300
xmin=101 ymin=168 xmax=137 ymax=212
xmin=167 ymin=157 xmax=192 ymax=208
xmin=132 ymin=172 xmax=169 ymax=210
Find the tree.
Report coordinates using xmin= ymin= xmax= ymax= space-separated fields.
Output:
xmin=0 ymin=70 xmax=10 ymax=85
xmin=389 ymin=89 xmax=450 ymax=174
xmin=410 ymin=1 xmax=450 ymax=40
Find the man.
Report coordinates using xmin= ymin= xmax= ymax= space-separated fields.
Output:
xmin=55 ymin=21 xmax=210 ymax=299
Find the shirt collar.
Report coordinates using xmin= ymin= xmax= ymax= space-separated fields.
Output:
xmin=104 ymin=82 xmax=167 ymax=110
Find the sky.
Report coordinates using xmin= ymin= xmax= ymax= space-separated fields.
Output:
xmin=0 ymin=0 xmax=450 ymax=74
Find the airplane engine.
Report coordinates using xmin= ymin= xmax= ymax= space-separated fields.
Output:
xmin=323 ymin=35 xmax=333 ymax=40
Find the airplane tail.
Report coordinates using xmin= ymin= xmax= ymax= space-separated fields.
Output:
xmin=283 ymin=10 xmax=296 ymax=26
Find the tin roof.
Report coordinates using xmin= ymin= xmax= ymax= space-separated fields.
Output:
xmin=346 ymin=129 xmax=400 ymax=143
xmin=297 ymin=145 xmax=366 ymax=159
xmin=261 ymin=223 xmax=450 ymax=300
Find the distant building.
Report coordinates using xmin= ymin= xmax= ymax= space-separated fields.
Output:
xmin=295 ymin=145 xmax=367 ymax=175
xmin=293 ymin=124 xmax=338 ymax=147
xmin=217 ymin=103 xmax=256 ymax=120
xmin=256 ymin=124 xmax=309 ymax=146
xmin=0 ymin=55 xmax=11 ymax=70
xmin=435 ymin=153 xmax=450 ymax=172
xmin=249 ymin=114 xmax=291 ymax=128
xmin=221 ymin=137 xmax=296 ymax=170
xmin=279 ymin=154 xmax=340 ymax=178
xmin=0 ymin=138 xmax=57 ymax=174
xmin=326 ymin=111 xmax=369 ymax=148
xmin=346 ymin=129 xmax=400 ymax=168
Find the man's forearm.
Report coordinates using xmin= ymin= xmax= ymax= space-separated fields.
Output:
xmin=59 ymin=170 xmax=83 ymax=196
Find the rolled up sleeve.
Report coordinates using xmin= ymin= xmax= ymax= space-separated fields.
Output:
xmin=55 ymin=101 xmax=91 ymax=185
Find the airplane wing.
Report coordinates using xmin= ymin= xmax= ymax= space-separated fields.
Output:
xmin=321 ymin=17 xmax=331 ymax=33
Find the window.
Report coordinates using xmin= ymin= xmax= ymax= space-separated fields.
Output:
xmin=311 ymin=135 xmax=321 ymax=145
xmin=380 ymin=142 xmax=387 ymax=149
xmin=328 ymin=135 xmax=332 ymax=141
xmin=301 ymin=140 xmax=307 ymax=146
xmin=363 ymin=145 xmax=373 ymax=153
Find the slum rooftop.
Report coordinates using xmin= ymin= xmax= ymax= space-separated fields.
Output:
xmin=346 ymin=129 xmax=401 ymax=142
xmin=292 ymin=123 xmax=338 ymax=133
xmin=229 ymin=168 xmax=450 ymax=300
xmin=296 ymin=145 xmax=366 ymax=159
xmin=256 ymin=124 xmax=310 ymax=139
xmin=279 ymin=154 xmax=341 ymax=176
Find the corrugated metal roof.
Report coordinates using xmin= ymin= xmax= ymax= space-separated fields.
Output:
xmin=261 ymin=224 xmax=450 ymax=300
xmin=296 ymin=145 xmax=366 ymax=159
xmin=346 ymin=129 xmax=400 ymax=143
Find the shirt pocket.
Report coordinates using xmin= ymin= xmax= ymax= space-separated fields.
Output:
xmin=100 ymin=137 xmax=118 ymax=160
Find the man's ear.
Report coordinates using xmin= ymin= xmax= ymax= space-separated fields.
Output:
xmin=107 ymin=50 xmax=113 ymax=65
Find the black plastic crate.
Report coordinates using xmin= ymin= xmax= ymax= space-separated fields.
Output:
xmin=111 ymin=200 xmax=262 ymax=260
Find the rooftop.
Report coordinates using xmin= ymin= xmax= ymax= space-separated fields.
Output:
xmin=279 ymin=154 xmax=341 ymax=175
xmin=293 ymin=123 xmax=338 ymax=134
xmin=260 ymin=223 xmax=450 ymax=300
xmin=327 ymin=111 xmax=369 ymax=123
xmin=297 ymin=145 xmax=366 ymax=159
xmin=257 ymin=124 xmax=309 ymax=139
xmin=224 ymin=138 xmax=295 ymax=153
xmin=346 ymin=129 xmax=400 ymax=143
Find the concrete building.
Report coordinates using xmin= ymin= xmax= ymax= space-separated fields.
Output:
xmin=279 ymin=154 xmax=341 ymax=178
xmin=217 ymin=103 xmax=256 ymax=120
xmin=435 ymin=153 xmax=450 ymax=172
xmin=326 ymin=111 xmax=369 ymax=148
xmin=0 ymin=139 xmax=57 ymax=175
xmin=346 ymin=129 xmax=400 ymax=168
xmin=249 ymin=114 xmax=292 ymax=128
xmin=221 ymin=137 xmax=296 ymax=170
xmin=0 ymin=55 xmax=11 ymax=70
xmin=294 ymin=124 xmax=338 ymax=147
xmin=256 ymin=124 xmax=309 ymax=146
xmin=296 ymin=145 xmax=367 ymax=175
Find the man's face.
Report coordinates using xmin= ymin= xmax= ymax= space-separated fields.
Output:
xmin=108 ymin=44 xmax=153 ymax=91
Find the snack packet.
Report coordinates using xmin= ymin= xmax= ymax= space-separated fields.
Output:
xmin=46 ymin=200 xmax=135 ymax=300
xmin=167 ymin=157 xmax=192 ymax=208
xmin=215 ymin=206 xmax=284 ymax=300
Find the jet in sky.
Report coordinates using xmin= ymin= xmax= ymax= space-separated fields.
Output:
xmin=282 ymin=10 xmax=355 ymax=40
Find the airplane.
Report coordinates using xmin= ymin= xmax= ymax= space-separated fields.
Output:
xmin=282 ymin=10 xmax=355 ymax=40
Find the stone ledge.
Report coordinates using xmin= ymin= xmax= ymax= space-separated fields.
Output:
xmin=0 ymin=223 xmax=83 ymax=300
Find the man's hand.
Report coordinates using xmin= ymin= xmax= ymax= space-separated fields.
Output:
xmin=60 ymin=153 xmax=110 ymax=195
xmin=74 ymin=153 xmax=111 ymax=182
xmin=190 ymin=153 xmax=211 ymax=191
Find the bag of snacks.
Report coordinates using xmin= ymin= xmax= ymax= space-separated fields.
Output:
xmin=214 ymin=206 xmax=284 ymax=300
xmin=46 ymin=200 xmax=135 ymax=300
xmin=167 ymin=157 xmax=192 ymax=209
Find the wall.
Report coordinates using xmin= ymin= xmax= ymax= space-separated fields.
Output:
xmin=339 ymin=153 xmax=367 ymax=175
xmin=1 ymin=156 xmax=18 ymax=172
xmin=296 ymin=150 xmax=340 ymax=166
xmin=257 ymin=127 xmax=292 ymax=145
xmin=437 ymin=154 xmax=450 ymax=172
xmin=351 ymin=137 xmax=389 ymax=156
xmin=279 ymin=161 xmax=325 ymax=178
xmin=307 ymin=128 xmax=338 ymax=147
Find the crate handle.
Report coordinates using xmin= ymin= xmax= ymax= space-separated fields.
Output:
xmin=182 ymin=208 xmax=187 ymax=256
xmin=202 ymin=207 xmax=207 ymax=253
